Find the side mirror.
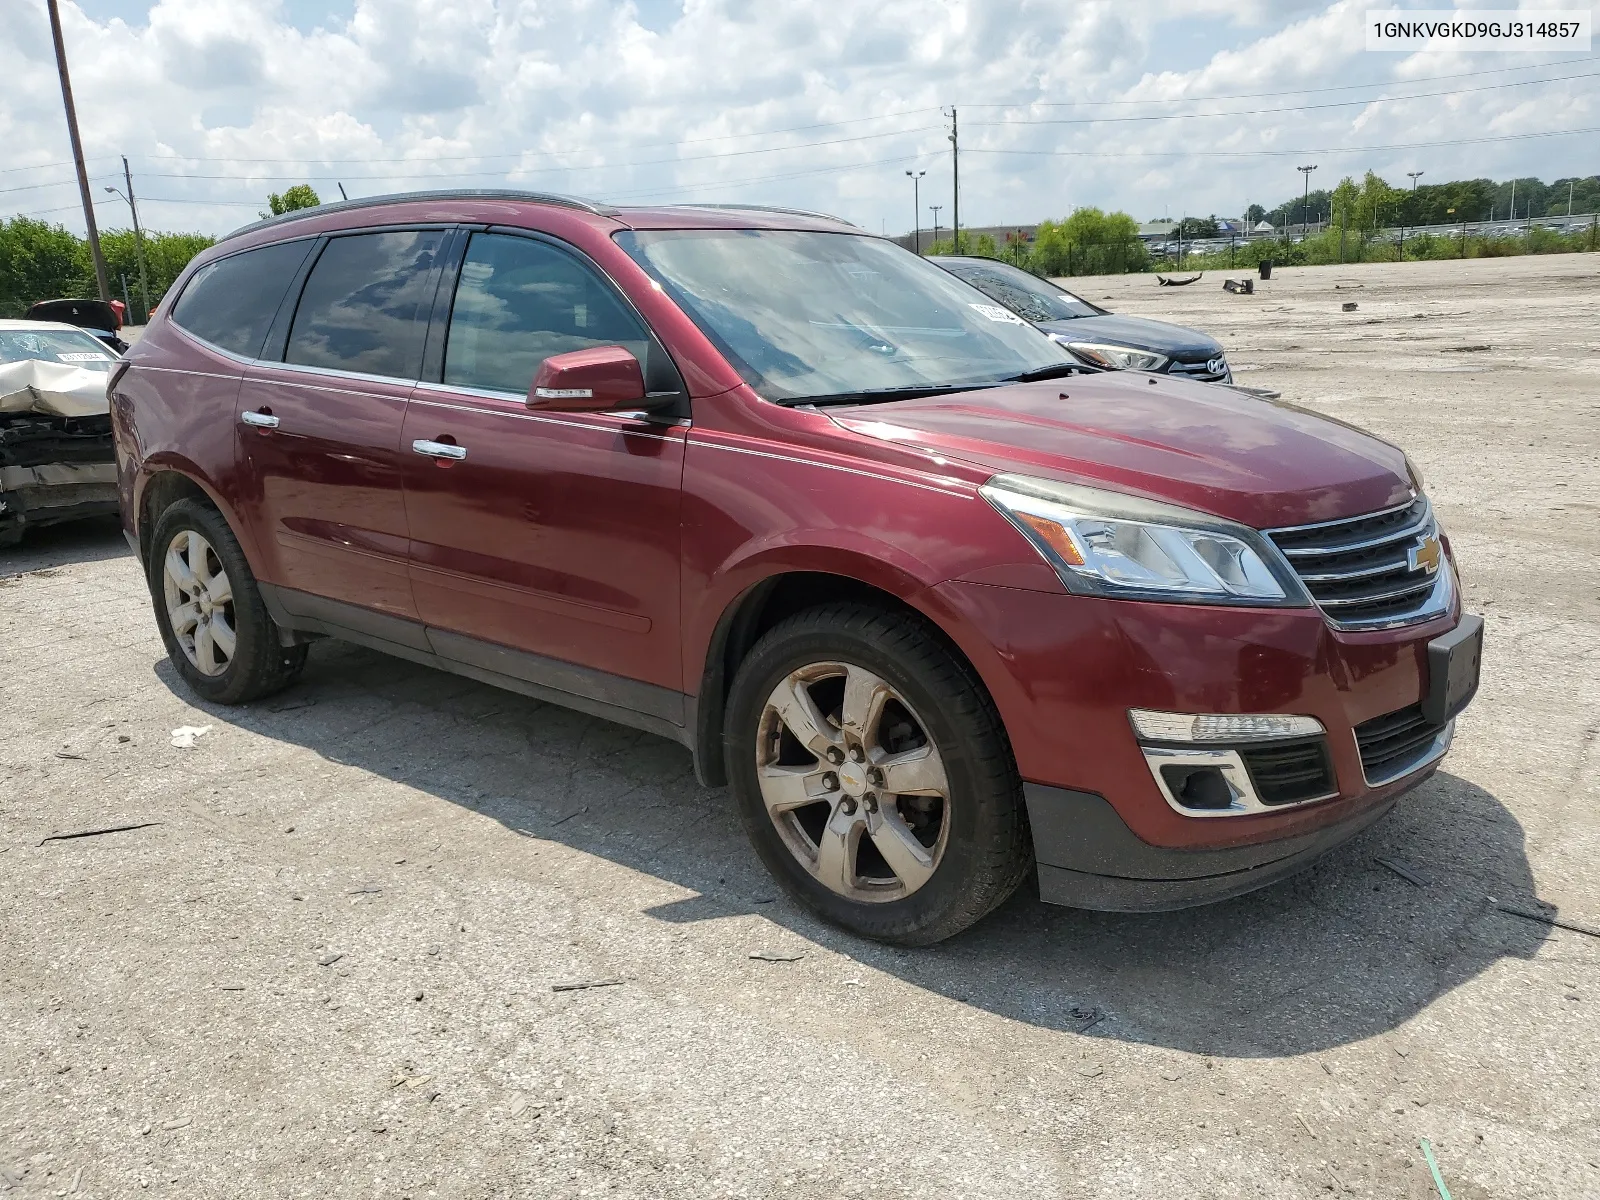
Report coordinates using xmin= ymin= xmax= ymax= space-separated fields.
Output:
xmin=527 ymin=346 xmax=647 ymax=412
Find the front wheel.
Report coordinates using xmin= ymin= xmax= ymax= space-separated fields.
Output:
xmin=724 ymin=602 xmax=1031 ymax=945
xmin=146 ymin=498 xmax=307 ymax=704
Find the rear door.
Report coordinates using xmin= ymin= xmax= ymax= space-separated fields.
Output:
xmin=237 ymin=228 xmax=450 ymax=623
xmin=401 ymin=229 xmax=688 ymax=708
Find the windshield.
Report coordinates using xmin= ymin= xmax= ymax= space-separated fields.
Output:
xmin=615 ymin=229 xmax=1073 ymax=402
xmin=0 ymin=327 xmax=116 ymax=371
xmin=942 ymin=260 xmax=1100 ymax=323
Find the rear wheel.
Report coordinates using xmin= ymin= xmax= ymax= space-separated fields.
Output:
xmin=147 ymin=498 xmax=307 ymax=704
xmin=725 ymin=602 xmax=1031 ymax=945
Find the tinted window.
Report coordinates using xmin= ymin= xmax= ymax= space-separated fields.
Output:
xmin=444 ymin=233 xmax=648 ymax=395
xmin=171 ymin=240 xmax=314 ymax=359
xmin=286 ymin=231 xmax=445 ymax=379
xmin=945 ymin=261 xmax=1099 ymax=322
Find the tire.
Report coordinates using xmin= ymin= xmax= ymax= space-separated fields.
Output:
xmin=146 ymin=498 xmax=307 ymax=704
xmin=724 ymin=602 xmax=1031 ymax=945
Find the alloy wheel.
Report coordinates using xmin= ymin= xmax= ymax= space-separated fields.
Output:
xmin=755 ymin=661 xmax=951 ymax=903
xmin=162 ymin=529 xmax=237 ymax=677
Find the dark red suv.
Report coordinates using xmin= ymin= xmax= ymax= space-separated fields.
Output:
xmin=113 ymin=190 xmax=1482 ymax=944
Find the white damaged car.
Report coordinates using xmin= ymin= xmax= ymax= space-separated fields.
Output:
xmin=0 ymin=320 xmax=121 ymax=548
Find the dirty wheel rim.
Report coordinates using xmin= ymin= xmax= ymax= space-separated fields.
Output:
xmin=756 ymin=661 xmax=951 ymax=903
xmin=161 ymin=529 xmax=236 ymax=678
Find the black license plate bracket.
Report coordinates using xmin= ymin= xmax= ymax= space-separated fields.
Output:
xmin=1422 ymin=614 xmax=1484 ymax=726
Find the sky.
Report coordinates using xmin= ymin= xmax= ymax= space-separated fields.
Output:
xmin=1 ymin=0 xmax=1595 ymax=238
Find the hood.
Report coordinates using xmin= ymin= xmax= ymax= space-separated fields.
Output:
xmin=1039 ymin=313 xmax=1221 ymax=360
xmin=832 ymin=375 xmax=1411 ymax=529
xmin=0 ymin=359 xmax=112 ymax=419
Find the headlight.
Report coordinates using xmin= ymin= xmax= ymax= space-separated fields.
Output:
xmin=979 ymin=474 xmax=1308 ymax=605
xmin=1057 ymin=339 xmax=1169 ymax=372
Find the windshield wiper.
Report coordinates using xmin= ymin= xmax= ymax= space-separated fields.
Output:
xmin=1001 ymin=362 xmax=1098 ymax=383
xmin=783 ymin=383 xmax=1000 ymax=408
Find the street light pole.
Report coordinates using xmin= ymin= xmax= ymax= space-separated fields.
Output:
xmin=106 ymin=156 xmax=152 ymax=320
xmin=905 ymin=169 xmax=926 ymax=254
xmin=46 ymin=0 xmax=110 ymax=303
xmin=942 ymin=108 xmax=961 ymax=254
xmin=1296 ymin=164 xmax=1317 ymax=240
xmin=1402 ymin=171 xmax=1423 ymax=261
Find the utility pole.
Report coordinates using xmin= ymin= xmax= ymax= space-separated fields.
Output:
xmin=1401 ymin=171 xmax=1423 ymax=261
xmin=929 ymin=205 xmax=942 ymax=249
xmin=1296 ymin=164 xmax=1317 ymax=240
xmin=1568 ymin=179 xmax=1575 ymax=217
xmin=905 ymin=169 xmax=926 ymax=254
xmin=944 ymin=107 xmax=960 ymax=254
xmin=46 ymin=0 xmax=110 ymax=303
xmin=106 ymin=157 xmax=152 ymax=321
xmin=1509 ymin=178 xmax=1516 ymax=225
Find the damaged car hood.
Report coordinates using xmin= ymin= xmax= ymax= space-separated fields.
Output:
xmin=0 ymin=358 xmax=112 ymax=419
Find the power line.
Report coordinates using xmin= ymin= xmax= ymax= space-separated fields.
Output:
xmin=964 ymin=68 xmax=1600 ymax=128
xmin=957 ymin=56 xmax=1598 ymax=107
xmin=962 ymin=124 xmax=1600 ymax=159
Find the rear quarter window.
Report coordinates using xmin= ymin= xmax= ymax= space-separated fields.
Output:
xmin=170 ymin=240 xmax=316 ymax=359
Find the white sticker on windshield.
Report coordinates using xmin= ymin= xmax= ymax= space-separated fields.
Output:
xmin=58 ymin=352 xmax=110 ymax=362
xmin=969 ymin=303 xmax=1026 ymax=325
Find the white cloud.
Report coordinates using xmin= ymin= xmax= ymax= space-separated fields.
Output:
xmin=0 ymin=0 xmax=1592 ymax=236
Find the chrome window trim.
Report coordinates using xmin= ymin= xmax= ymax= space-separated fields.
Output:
xmin=1140 ymin=744 xmax=1338 ymax=818
xmin=1356 ymin=717 xmax=1454 ymax=788
xmin=407 ymin=389 xmax=685 ymax=442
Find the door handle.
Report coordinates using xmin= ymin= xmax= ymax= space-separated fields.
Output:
xmin=412 ymin=439 xmax=467 ymax=461
xmin=240 ymin=410 xmax=279 ymax=429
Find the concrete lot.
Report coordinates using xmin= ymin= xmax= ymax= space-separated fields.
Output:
xmin=3 ymin=252 xmax=1598 ymax=1198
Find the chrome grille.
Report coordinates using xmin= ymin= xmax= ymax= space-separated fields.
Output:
xmin=1266 ymin=496 xmax=1448 ymax=629
xmin=1167 ymin=358 xmax=1229 ymax=383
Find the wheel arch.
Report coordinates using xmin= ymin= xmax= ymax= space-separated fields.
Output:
xmin=689 ymin=561 xmax=1000 ymax=789
xmin=135 ymin=460 xmax=257 ymax=569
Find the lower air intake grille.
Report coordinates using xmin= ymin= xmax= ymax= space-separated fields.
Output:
xmin=1238 ymin=737 xmax=1335 ymax=805
xmin=1355 ymin=703 xmax=1447 ymax=783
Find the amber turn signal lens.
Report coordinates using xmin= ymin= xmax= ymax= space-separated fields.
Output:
xmin=1016 ymin=512 xmax=1085 ymax=566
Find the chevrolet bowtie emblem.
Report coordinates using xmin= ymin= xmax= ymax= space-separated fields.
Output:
xmin=1409 ymin=534 xmax=1442 ymax=575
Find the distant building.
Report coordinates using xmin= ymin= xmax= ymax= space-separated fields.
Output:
xmin=1137 ymin=220 xmax=1177 ymax=243
xmin=1253 ymin=220 xmax=1276 ymax=234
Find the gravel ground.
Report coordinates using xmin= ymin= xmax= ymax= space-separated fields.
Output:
xmin=2 ymin=252 xmax=1598 ymax=1199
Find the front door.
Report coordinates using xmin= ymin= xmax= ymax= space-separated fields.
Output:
xmin=238 ymin=228 xmax=448 ymax=621
xmin=401 ymin=230 xmax=687 ymax=708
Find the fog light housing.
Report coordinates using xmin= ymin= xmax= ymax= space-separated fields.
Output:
xmin=1159 ymin=764 xmax=1237 ymax=810
xmin=1129 ymin=709 xmax=1325 ymax=743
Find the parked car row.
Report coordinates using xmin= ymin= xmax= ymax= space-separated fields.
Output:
xmin=110 ymin=189 xmax=1480 ymax=944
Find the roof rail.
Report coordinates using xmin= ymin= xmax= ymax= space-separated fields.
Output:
xmin=222 ymin=188 xmax=619 ymax=241
xmin=680 ymin=202 xmax=859 ymax=229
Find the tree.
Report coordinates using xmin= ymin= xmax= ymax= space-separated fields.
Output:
xmin=1029 ymin=207 xmax=1147 ymax=276
xmin=1244 ymin=204 xmax=1267 ymax=226
xmin=1357 ymin=170 xmax=1399 ymax=232
xmin=0 ymin=217 xmax=92 ymax=317
xmin=1178 ymin=215 xmax=1219 ymax=239
xmin=262 ymin=185 xmax=321 ymax=219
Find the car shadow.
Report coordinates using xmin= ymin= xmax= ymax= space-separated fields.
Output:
xmin=1 ymin=516 xmax=131 ymax=575
xmin=165 ymin=637 xmax=1548 ymax=1059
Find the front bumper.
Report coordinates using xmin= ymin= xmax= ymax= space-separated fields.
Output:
xmin=929 ymin=579 xmax=1470 ymax=900
xmin=1025 ymin=777 xmax=1424 ymax=911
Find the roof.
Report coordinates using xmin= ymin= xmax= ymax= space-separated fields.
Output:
xmin=224 ymin=188 xmax=860 ymax=242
